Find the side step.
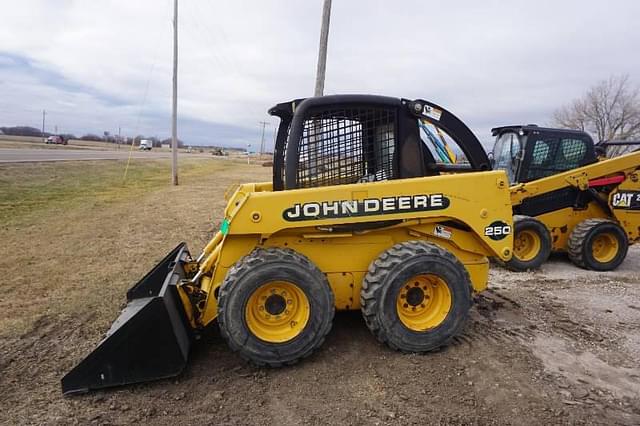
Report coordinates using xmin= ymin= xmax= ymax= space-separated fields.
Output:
xmin=61 ymin=243 xmax=193 ymax=395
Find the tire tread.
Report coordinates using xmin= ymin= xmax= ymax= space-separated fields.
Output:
xmin=505 ymin=215 xmax=551 ymax=272
xmin=568 ymin=218 xmax=628 ymax=270
xmin=217 ymin=247 xmax=334 ymax=367
xmin=360 ymin=241 xmax=471 ymax=353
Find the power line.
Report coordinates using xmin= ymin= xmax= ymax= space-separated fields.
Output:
xmin=188 ymin=1 xmax=238 ymax=71
xmin=179 ymin=2 xmax=272 ymax=125
xmin=122 ymin=0 xmax=171 ymax=184
xmin=180 ymin=5 xmax=228 ymax=70
xmin=196 ymin=1 xmax=245 ymax=74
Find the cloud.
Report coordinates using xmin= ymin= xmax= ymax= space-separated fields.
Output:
xmin=1 ymin=0 xmax=639 ymax=147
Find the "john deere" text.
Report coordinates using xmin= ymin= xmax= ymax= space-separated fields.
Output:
xmin=282 ymin=194 xmax=450 ymax=221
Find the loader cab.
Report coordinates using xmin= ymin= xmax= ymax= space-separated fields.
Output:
xmin=490 ymin=125 xmax=598 ymax=184
xmin=269 ymin=95 xmax=491 ymax=191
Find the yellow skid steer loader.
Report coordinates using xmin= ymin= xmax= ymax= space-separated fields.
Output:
xmin=62 ymin=95 xmax=514 ymax=394
xmin=490 ymin=126 xmax=640 ymax=271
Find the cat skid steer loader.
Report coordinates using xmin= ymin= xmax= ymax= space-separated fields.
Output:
xmin=491 ymin=125 xmax=640 ymax=271
xmin=62 ymin=95 xmax=514 ymax=394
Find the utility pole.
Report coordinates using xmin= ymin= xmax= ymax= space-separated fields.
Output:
xmin=272 ymin=126 xmax=278 ymax=149
xmin=41 ymin=110 xmax=46 ymax=143
xmin=258 ymin=121 xmax=269 ymax=155
xmin=314 ymin=0 xmax=332 ymax=96
xmin=310 ymin=0 xmax=332 ymax=175
xmin=171 ymin=0 xmax=179 ymax=185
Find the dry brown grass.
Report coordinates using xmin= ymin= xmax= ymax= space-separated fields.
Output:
xmin=0 ymin=158 xmax=270 ymax=338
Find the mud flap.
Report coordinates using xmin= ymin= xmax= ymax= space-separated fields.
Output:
xmin=61 ymin=243 xmax=193 ymax=395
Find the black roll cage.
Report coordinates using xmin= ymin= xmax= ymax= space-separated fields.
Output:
xmin=269 ymin=94 xmax=490 ymax=190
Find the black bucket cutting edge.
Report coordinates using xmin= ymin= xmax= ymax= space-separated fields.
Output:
xmin=61 ymin=242 xmax=193 ymax=395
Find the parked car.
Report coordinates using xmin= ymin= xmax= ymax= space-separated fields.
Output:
xmin=139 ymin=140 xmax=152 ymax=150
xmin=45 ymin=135 xmax=67 ymax=145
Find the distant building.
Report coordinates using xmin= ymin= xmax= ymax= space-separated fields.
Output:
xmin=162 ymin=143 xmax=170 ymax=149
xmin=0 ymin=129 xmax=4 ymax=135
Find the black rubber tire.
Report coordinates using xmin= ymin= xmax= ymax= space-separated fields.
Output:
xmin=568 ymin=219 xmax=629 ymax=271
xmin=217 ymin=247 xmax=334 ymax=367
xmin=505 ymin=215 xmax=552 ymax=272
xmin=360 ymin=241 xmax=472 ymax=353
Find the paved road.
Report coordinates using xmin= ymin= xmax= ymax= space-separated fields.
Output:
xmin=0 ymin=148 xmax=177 ymax=163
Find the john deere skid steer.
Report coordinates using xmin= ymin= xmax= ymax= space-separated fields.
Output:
xmin=490 ymin=125 xmax=640 ymax=271
xmin=62 ymin=95 xmax=514 ymax=394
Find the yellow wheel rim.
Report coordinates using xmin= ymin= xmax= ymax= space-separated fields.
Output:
xmin=591 ymin=233 xmax=619 ymax=263
xmin=396 ymin=274 xmax=452 ymax=331
xmin=245 ymin=281 xmax=310 ymax=343
xmin=513 ymin=229 xmax=542 ymax=262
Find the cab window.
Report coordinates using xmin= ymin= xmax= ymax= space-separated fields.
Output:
xmin=492 ymin=132 xmax=521 ymax=183
xmin=531 ymin=139 xmax=551 ymax=165
xmin=560 ymin=138 xmax=587 ymax=165
xmin=525 ymin=136 xmax=588 ymax=181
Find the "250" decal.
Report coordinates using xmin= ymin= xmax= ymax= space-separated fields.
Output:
xmin=484 ymin=220 xmax=512 ymax=241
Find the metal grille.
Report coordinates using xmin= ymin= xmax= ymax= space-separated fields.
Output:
xmin=517 ymin=187 xmax=580 ymax=216
xmin=296 ymin=107 xmax=397 ymax=188
xmin=526 ymin=137 xmax=587 ymax=181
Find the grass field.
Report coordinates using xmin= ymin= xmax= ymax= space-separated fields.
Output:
xmin=0 ymin=158 xmax=270 ymax=338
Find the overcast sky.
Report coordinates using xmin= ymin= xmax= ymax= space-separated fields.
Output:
xmin=1 ymin=0 xmax=639 ymax=148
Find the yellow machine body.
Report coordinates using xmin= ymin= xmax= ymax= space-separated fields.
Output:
xmin=181 ymin=170 xmax=513 ymax=328
xmin=508 ymin=150 xmax=640 ymax=252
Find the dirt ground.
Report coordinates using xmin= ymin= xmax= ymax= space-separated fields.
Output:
xmin=1 ymin=159 xmax=639 ymax=425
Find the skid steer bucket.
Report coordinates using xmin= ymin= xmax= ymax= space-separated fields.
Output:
xmin=61 ymin=243 xmax=193 ymax=395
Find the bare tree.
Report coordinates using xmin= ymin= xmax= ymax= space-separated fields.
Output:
xmin=553 ymin=75 xmax=640 ymax=141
